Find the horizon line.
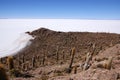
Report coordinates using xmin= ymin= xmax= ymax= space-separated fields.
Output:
xmin=0 ymin=18 xmax=120 ymax=20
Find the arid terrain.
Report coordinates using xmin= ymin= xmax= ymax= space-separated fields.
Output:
xmin=0 ymin=28 xmax=120 ymax=80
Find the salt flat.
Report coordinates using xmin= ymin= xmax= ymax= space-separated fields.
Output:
xmin=0 ymin=19 xmax=120 ymax=58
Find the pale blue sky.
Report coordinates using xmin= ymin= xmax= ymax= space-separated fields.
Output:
xmin=0 ymin=0 xmax=120 ymax=19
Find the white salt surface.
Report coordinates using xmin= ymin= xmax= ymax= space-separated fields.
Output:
xmin=0 ymin=19 xmax=120 ymax=58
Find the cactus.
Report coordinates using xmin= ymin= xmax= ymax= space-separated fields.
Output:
xmin=56 ymin=46 xmax=59 ymax=63
xmin=7 ymin=56 xmax=14 ymax=70
xmin=69 ymin=47 xmax=75 ymax=68
xmin=18 ymin=55 xmax=21 ymax=67
xmin=110 ymin=41 xmax=113 ymax=47
xmin=22 ymin=55 xmax=24 ymax=63
xmin=62 ymin=50 xmax=65 ymax=60
xmin=42 ymin=53 xmax=46 ymax=65
xmin=25 ymin=61 xmax=29 ymax=71
xmin=67 ymin=47 xmax=75 ymax=73
xmin=0 ymin=63 xmax=9 ymax=80
xmin=74 ymin=66 xmax=77 ymax=74
xmin=92 ymin=43 xmax=96 ymax=49
xmin=0 ymin=58 xmax=2 ymax=63
xmin=36 ymin=55 xmax=40 ymax=67
xmin=91 ymin=43 xmax=96 ymax=56
xmin=91 ymin=57 xmax=113 ymax=70
xmin=83 ymin=52 xmax=92 ymax=70
xmin=32 ymin=55 xmax=35 ymax=68
xmin=18 ymin=60 xmax=21 ymax=69
xmin=105 ymin=57 xmax=113 ymax=70
xmin=22 ymin=63 xmax=26 ymax=71
xmin=39 ymin=58 xmax=42 ymax=66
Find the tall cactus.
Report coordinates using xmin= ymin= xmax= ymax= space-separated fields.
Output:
xmin=67 ymin=47 xmax=75 ymax=73
xmin=83 ymin=52 xmax=92 ymax=71
xmin=42 ymin=53 xmax=46 ymax=65
xmin=7 ymin=56 xmax=14 ymax=70
xmin=91 ymin=43 xmax=96 ymax=56
xmin=22 ymin=55 xmax=24 ymax=63
xmin=18 ymin=54 xmax=20 ymax=65
xmin=0 ymin=63 xmax=9 ymax=80
xmin=69 ymin=47 xmax=75 ymax=68
xmin=22 ymin=63 xmax=25 ymax=71
xmin=32 ymin=55 xmax=35 ymax=68
xmin=0 ymin=58 xmax=2 ymax=63
xmin=56 ymin=46 xmax=59 ymax=63
xmin=62 ymin=50 xmax=65 ymax=60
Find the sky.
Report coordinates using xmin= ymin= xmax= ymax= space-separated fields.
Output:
xmin=0 ymin=0 xmax=120 ymax=19
xmin=0 ymin=0 xmax=120 ymax=58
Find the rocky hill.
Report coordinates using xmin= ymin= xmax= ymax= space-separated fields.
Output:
xmin=0 ymin=28 xmax=120 ymax=80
